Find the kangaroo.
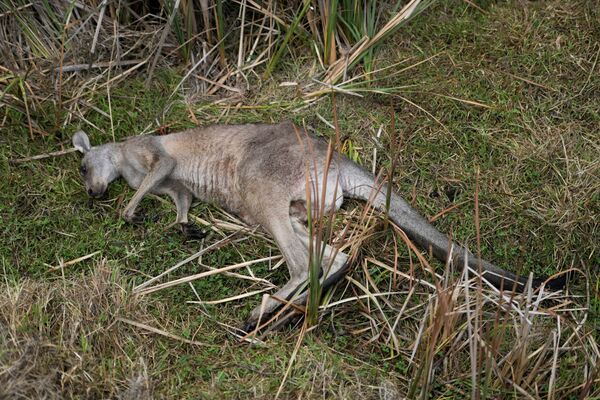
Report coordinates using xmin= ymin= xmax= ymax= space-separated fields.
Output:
xmin=72 ymin=122 xmax=565 ymax=331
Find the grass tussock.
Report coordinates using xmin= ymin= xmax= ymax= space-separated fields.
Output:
xmin=0 ymin=0 xmax=432 ymax=104
xmin=0 ymin=260 xmax=155 ymax=399
xmin=0 ymin=264 xmax=401 ymax=399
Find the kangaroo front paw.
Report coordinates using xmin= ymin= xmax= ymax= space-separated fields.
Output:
xmin=123 ymin=210 xmax=149 ymax=224
xmin=123 ymin=207 xmax=161 ymax=224
xmin=180 ymin=223 xmax=206 ymax=240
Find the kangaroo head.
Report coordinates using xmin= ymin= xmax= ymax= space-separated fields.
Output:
xmin=72 ymin=131 xmax=120 ymax=198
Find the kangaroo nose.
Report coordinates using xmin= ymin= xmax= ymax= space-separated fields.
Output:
xmin=87 ymin=188 xmax=94 ymax=196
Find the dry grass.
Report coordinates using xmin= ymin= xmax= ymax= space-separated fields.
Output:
xmin=0 ymin=260 xmax=157 ymax=399
xmin=0 ymin=261 xmax=399 ymax=399
xmin=0 ymin=0 xmax=433 ymax=110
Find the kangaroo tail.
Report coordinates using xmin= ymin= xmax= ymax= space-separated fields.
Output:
xmin=340 ymin=160 xmax=565 ymax=291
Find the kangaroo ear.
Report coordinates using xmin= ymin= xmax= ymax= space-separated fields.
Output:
xmin=72 ymin=130 xmax=91 ymax=154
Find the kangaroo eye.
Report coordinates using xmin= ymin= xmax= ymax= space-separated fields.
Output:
xmin=80 ymin=165 xmax=87 ymax=176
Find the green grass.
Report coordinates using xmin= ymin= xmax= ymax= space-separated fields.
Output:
xmin=1 ymin=0 xmax=598 ymax=398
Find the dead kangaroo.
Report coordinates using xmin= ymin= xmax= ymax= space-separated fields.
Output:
xmin=72 ymin=122 xmax=565 ymax=330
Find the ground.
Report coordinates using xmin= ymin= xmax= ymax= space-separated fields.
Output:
xmin=1 ymin=0 xmax=598 ymax=399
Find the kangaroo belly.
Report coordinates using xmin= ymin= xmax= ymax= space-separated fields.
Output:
xmin=171 ymin=160 xmax=247 ymax=218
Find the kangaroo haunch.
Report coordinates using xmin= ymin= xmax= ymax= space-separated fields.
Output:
xmin=72 ymin=122 xmax=565 ymax=331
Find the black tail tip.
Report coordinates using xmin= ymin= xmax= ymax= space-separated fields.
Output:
xmin=534 ymin=271 xmax=573 ymax=290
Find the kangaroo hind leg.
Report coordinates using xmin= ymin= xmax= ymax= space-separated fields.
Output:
xmin=243 ymin=175 xmax=347 ymax=332
xmin=243 ymin=213 xmax=312 ymax=332
xmin=290 ymin=173 xmax=349 ymax=286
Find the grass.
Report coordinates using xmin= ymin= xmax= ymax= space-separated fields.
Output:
xmin=1 ymin=0 xmax=599 ymax=398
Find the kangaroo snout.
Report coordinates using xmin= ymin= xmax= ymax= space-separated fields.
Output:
xmin=87 ymin=184 xmax=107 ymax=198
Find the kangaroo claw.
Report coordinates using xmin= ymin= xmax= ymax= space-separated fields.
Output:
xmin=180 ymin=223 xmax=206 ymax=240
xmin=124 ymin=209 xmax=158 ymax=224
xmin=124 ymin=212 xmax=145 ymax=225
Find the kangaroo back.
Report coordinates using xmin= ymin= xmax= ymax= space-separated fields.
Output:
xmin=340 ymin=160 xmax=564 ymax=291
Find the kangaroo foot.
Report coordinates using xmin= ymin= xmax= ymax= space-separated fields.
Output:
xmin=180 ymin=223 xmax=206 ymax=240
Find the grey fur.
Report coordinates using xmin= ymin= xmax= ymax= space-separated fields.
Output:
xmin=73 ymin=122 xmax=563 ymax=330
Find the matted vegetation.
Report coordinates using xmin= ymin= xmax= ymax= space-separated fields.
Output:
xmin=1 ymin=0 xmax=598 ymax=398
